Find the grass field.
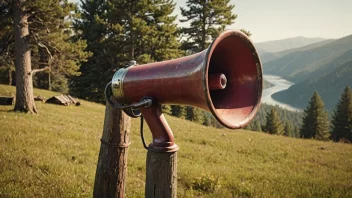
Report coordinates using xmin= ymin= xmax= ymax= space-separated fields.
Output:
xmin=0 ymin=84 xmax=351 ymax=197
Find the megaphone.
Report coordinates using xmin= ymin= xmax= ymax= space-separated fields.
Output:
xmin=110 ymin=30 xmax=262 ymax=152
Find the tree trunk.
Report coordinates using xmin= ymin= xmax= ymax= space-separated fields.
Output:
xmin=145 ymin=150 xmax=178 ymax=198
xmin=13 ymin=0 xmax=37 ymax=113
xmin=8 ymin=68 xmax=12 ymax=86
xmin=48 ymin=72 xmax=51 ymax=91
xmin=93 ymin=97 xmax=131 ymax=198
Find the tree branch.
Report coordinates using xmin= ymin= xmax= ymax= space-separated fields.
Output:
xmin=31 ymin=66 xmax=50 ymax=75
xmin=33 ymin=33 xmax=53 ymax=60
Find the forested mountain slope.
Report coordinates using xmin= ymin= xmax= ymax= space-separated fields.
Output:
xmin=272 ymin=59 xmax=352 ymax=110
xmin=263 ymin=34 xmax=352 ymax=83
xmin=258 ymin=39 xmax=334 ymax=64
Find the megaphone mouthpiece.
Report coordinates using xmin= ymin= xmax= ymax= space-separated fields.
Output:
xmin=209 ymin=73 xmax=227 ymax=90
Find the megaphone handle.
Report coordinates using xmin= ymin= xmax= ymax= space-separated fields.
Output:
xmin=140 ymin=102 xmax=179 ymax=152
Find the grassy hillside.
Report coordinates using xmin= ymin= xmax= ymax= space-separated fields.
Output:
xmin=272 ymin=59 xmax=352 ymax=110
xmin=263 ymin=34 xmax=352 ymax=83
xmin=1 ymin=85 xmax=352 ymax=197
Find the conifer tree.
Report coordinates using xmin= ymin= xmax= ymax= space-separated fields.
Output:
xmin=211 ymin=117 xmax=224 ymax=128
xmin=179 ymin=0 xmax=237 ymax=124
xmin=171 ymin=105 xmax=187 ymax=119
xmin=293 ymin=125 xmax=300 ymax=138
xmin=284 ymin=121 xmax=293 ymax=137
xmin=73 ymin=0 xmax=182 ymax=102
xmin=180 ymin=0 xmax=237 ymax=52
xmin=265 ymin=108 xmax=284 ymax=135
xmin=244 ymin=123 xmax=251 ymax=130
xmin=162 ymin=105 xmax=172 ymax=115
xmin=252 ymin=119 xmax=262 ymax=132
xmin=0 ymin=0 xmax=90 ymax=113
xmin=186 ymin=106 xmax=205 ymax=124
xmin=300 ymin=92 xmax=330 ymax=141
xmin=203 ymin=114 xmax=212 ymax=126
xmin=331 ymin=86 xmax=352 ymax=142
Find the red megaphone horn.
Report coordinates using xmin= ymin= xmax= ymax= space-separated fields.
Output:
xmin=110 ymin=30 xmax=262 ymax=152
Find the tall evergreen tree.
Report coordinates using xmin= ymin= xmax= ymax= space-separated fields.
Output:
xmin=171 ymin=105 xmax=187 ymax=119
xmin=252 ymin=119 xmax=262 ymax=132
xmin=284 ymin=121 xmax=293 ymax=137
xmin=293 ymin=125 xmax=300 ymax=138
xmin=0 ymin=0 xmax=90 ymax=113
xmin=73 ymin=0 xmax=182 ymax=102
xmin=331 ymin=86 xmax=352 ymax=142
xmin=180 ymin=0 xmax=237 ymax=52
xmin=179 ymin=0 xmax=238 ymax=125
xmin=265 ymin=108 xmax=284 ymax=135
xmin=186 ymin=106 xmax=204 ymax=124
xmin=244 ymin=123 xmax=251 ymax=130
xmin=0 ymin=5 xmax=14 ymax=85
xmin=162 ymin=105 xmax=172 ymax=115
xmin=203 ymin=114 xmax=212 ymax=126
xmin=300 ymin=92 xmax=330 ymax=141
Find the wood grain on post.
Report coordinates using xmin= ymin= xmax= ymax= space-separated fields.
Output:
xmin=145 ymin=150 xmax=177 ymax=198
xmin=93 ymin=97 xmax=131 ymax=198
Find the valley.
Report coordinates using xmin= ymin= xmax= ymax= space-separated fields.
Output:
xmin=257 ymin=34 xmax=352 ymax=111
xmin=262 ymin=75 xmax=301 ymax=111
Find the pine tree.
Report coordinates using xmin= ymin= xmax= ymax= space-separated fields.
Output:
xmin=265 ymin=108 xmax=284 ymax=135
xmin=244 ymin=123 xmax=251 ymax=130
xmin=203 ymin=114 xmax=212 ymax=126
xmin=252 ymin=119 xmax=262 ymax=132
xmin=148 ymin=0 xmax=183 ymax=61
xmin=240 ymin=29 xmax=252 ymax=37
xmin=171 ymin=105 xmax=187 ymax=119
xmin=0 ymin=4 xmax=14 ymax=85
xmin=73 ymin=0 xmax=182 ymax=102
xmin=284 ymin=121 xmax=293 ymax=137
xmin=186 ymin=106 xmax=205 ymax=124
xmin=179 ymin=0 xmax=236 ymax=125
xmin=162 ymin=105 xmax=172 ymax=115
xmin=331 ymin=86 xmax=352 ymax=142
xmin=293 ymin=125 xmax=300 ymax=138
xmin=211 ymin=116 xmax=224 ymax=128
xmin=300 ymin=92 xmax=330 ymax=141
xmin=180 ymin=0 xmax=237 ymax=52
xmin=0 ymin=0 xmax=90 ymax=113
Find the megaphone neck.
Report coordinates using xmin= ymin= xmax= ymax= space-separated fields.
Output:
xmin=140 ymin=102 xmax=179 ymax=152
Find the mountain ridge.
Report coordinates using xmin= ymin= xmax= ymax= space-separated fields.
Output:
xmin=263 ymin=34 xmax=352 ymax=83
xmin=255 ymin=36 xmax=328 ymax=53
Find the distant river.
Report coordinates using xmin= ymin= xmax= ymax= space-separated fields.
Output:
xmin=262 ymin=75 xmax=302 ymax=112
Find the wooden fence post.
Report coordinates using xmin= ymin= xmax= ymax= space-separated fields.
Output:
xmin=145 ymin=150 xmax=178 ymax=198
xmin=93 ymin=97 xmax=131 ymax=198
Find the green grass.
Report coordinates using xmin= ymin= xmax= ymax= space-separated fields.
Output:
xmin=0 ymin=84 xmax=351 ymax=197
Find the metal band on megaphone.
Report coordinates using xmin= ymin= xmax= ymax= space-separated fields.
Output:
xmin=111 ymin=67 xmax=130 ymax=104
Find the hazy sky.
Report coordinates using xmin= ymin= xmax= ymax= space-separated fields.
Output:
xmin=175 ymin=0 xmax=352 ymax=42
xmin=72 ymin=0 xmax=352 ymax=42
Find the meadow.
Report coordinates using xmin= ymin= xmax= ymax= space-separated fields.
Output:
xmin=0 ymin=84 xmax=351 ymax=197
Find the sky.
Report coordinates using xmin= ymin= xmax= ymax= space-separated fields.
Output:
xmin=175 ymin=0 xmax=352 ymax=42
xmin=71 ymin=0 xmax=352 ymax=43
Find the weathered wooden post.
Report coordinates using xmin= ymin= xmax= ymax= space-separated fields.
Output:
xmin=93 ymin=96 xmax=131 ymax=198
xmin=145 ymin=150 xmax=178 ymax=197
xmin=141 ymin=103 xmax=179 ymax=197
